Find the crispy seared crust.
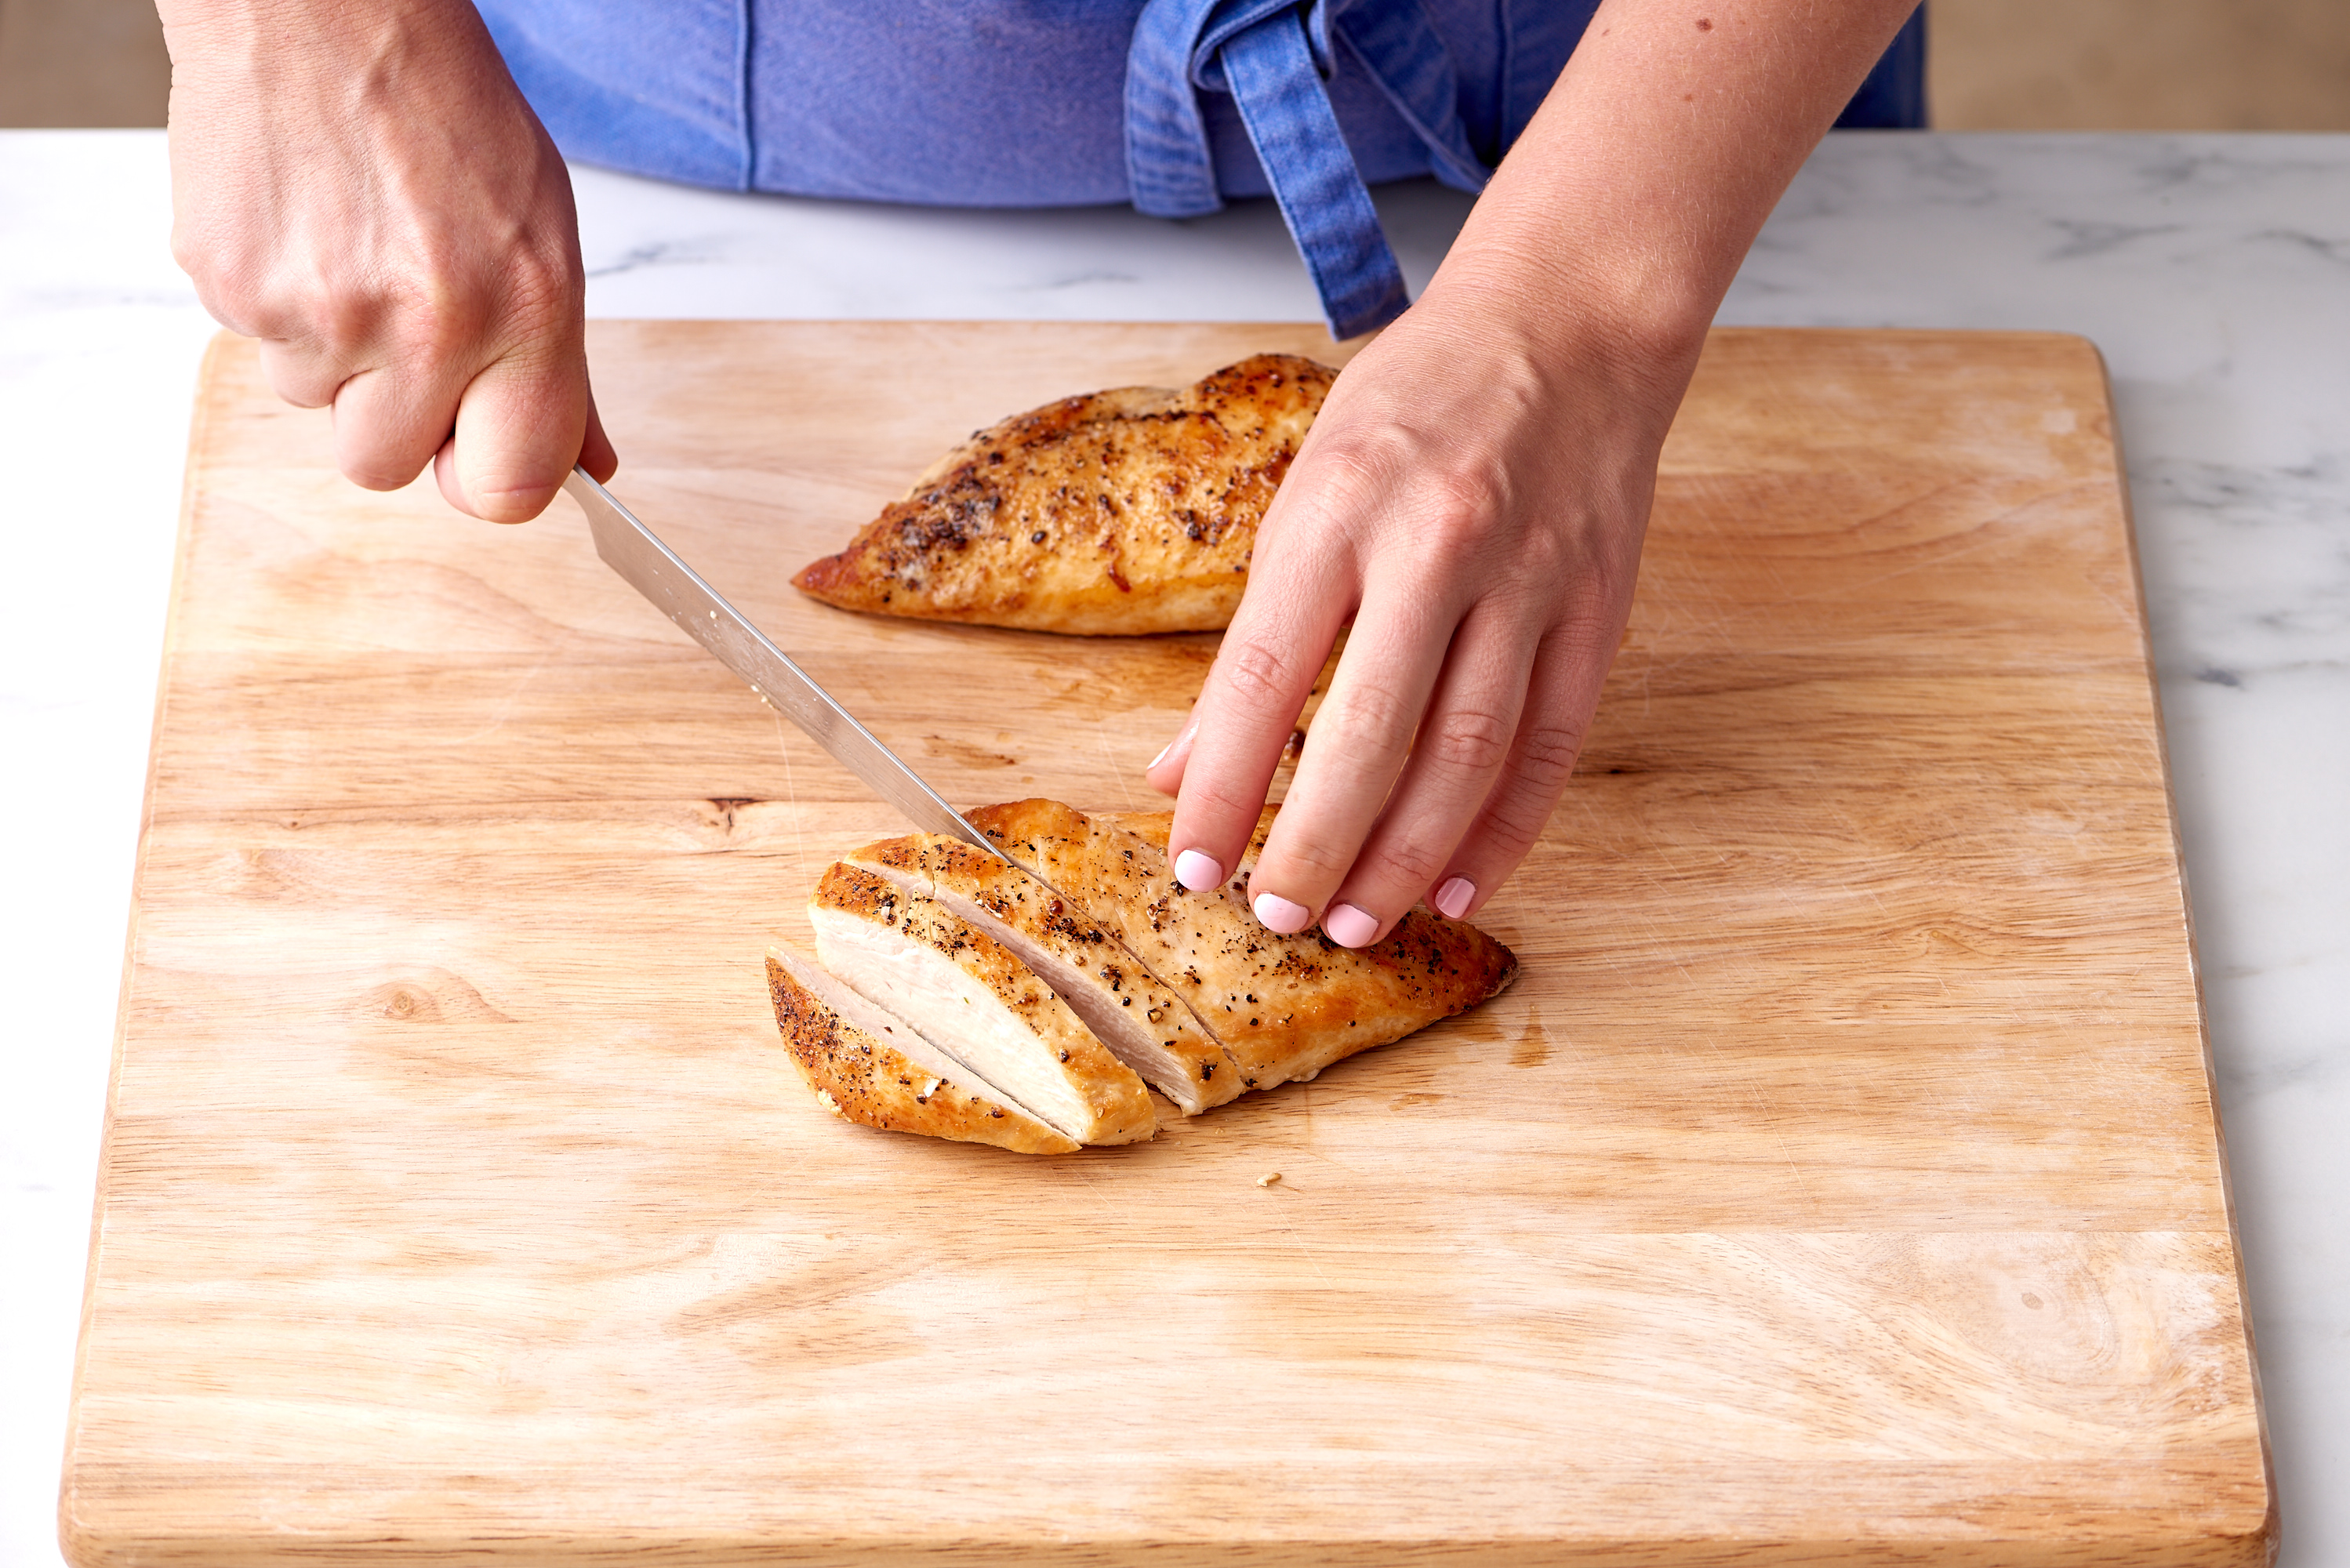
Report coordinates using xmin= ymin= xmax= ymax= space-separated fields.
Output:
xmin=792 ymin=354 xmax=1335 ymax=635
xmin=764 ymin=948 xmax=1078 ymax=1156
xmin=811 ymin=863 xmax=1157 ymax=1145
xmin=844 ymin=832 xmax=1241 ymax=1114
xmin=1097 ymin=806 xmax=1277 ymax=861
xmin=968 ymin=800 xmax=1520 ymax=1092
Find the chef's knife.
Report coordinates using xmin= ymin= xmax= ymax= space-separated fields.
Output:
xmin=563 ymin=466 xmax=1008 ymax=862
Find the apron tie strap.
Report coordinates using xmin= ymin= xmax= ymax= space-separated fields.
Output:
xmin=1126 ymin=0 xmax=1489 ymax=339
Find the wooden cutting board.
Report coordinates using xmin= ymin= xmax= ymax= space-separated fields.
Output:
xmin=63 ymin=323 xmax=2272 ymax=1566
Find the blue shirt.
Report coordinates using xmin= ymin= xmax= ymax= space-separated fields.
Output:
xmin=475 ymin=0 xmax=1923 ymax=336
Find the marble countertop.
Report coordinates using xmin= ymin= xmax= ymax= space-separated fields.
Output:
xmin=2 ymin=129 xmax=2342 ymax=1566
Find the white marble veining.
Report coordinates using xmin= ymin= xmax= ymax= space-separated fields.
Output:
xmin=2 ymin=129 xmax=2343 ymax=1566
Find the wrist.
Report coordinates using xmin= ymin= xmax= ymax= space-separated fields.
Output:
xmin=1411 ymin=240 xmax=1710 ymax=427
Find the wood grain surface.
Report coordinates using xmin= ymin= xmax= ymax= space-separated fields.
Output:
xmin=61 ymin=322 xmax=2273 ymax=1566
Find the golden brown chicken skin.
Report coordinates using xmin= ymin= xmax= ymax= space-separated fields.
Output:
xmin=844 ymin=830 xmax=1241 ymax=1114
xmin=793 ymin=354 xmax=1335 ymax=635
xmin=967 ymin=800 xmax=1520 ymax=1094
xmin=765 ymin=947 xmax=1079 ymax=1156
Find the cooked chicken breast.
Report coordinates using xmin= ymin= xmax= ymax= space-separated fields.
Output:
xmin=1098 ymin=806 xmax=1276 ymax=860
xmin=809 ymin=863 xmax=1157 ymax=1145
xmin=792 ymin=354 xmax=1335 ymax=635
xmin=967 ymin=800 xmax=1519 ymax=1093
xmin=843 ymin=831 xmax=1242 ymax=1115
xmin=765 ymin=946 xmax=1077 ymax=1156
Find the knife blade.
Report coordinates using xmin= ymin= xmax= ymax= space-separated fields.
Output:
xmin=563 ymin=466 xmax=1008 ymax=862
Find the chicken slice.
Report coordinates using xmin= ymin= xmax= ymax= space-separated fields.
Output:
xmin=792 ymin=354 xmax=1335 ymax=635
xmin=966 ymin=800 xmax=1520 ymax=1094
xmin=843 ymin=831 xmax=1241 ymax=1115
xmin=765 ymin=946 xmax=1077 ymax=1156
xmin=809 ymin=863 xmax=1156 ymax=1145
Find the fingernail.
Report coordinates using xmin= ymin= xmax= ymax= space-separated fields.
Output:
xmin=1147 ymin=740 xmax=1172 ymax=770
xmin=1173 ymin=849 xmax=1223 ymax=891
xmin=1433 ymin=877 xmax=1476 ymax=920
xmin=1252 ymin=891 xmax=1313 ymax=934
xmin=1322 ymin=902 xmax=1380 ymax=948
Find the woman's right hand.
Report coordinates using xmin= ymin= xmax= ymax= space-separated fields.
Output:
xmin=158 ymin=0 xmax=614 ymax=521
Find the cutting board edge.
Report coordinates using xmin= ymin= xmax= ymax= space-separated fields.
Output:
xmin=2087 ymin=331 xmax=2281 ymax=1568
xmin=53 ymin=1516 xmax=2282 ymax=1568
xmin=58 ymin=327 xmax=254 ymax=1568
xmin=63 ymin=323 xmax=2272 ymax=1568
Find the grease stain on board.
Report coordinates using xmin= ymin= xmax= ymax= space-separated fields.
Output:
xmin=1510 ymin=1004 xmax=1550 ymax=1069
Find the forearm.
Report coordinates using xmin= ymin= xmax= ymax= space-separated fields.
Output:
xmin=157 ymin=0 xmax=506 ymax=142
xmin=1433 ymin=0 xmax=1920 ymax=369
xmin=157 ymin=0 xmax=481 ymax=59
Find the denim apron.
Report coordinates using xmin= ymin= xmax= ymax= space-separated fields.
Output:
xmin=478 ymin=0 xmax=1923 ymax=339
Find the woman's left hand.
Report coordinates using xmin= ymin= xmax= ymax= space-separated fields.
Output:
xmin=1145 ymin=254 xmax=1698 ymax=942
xmin=1143 ymin=0 xmax=1920 ymax=942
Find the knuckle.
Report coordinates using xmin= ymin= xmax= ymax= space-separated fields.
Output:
xmin=1513 ymin=717 xmax=1587 ymax=788
xmin=1327 ymin=677 xmax=1418 ymax=748
xmin=169 ymin=229 xmax=220 ymax=297
xmin=1266 ymin=829 xmax=1355 ymax=886
xmin=387 ymin=277 xmax=488 ymax=366
xmin=1478 ymin=789 xmax=1557 ymax=860
xmin=1371 ymin=831 xmax=1451 ymax=891
xmin=1418 ymin=461 xmax=1511 ymax=535
xmin=1216 ymin=633 xmax=1306 ymax=707
xmin=1182 ymin=776 xmax=1271 ymax=840
xmin=502 ymin=241 xmax=578 ymax=319
xmin=1511 ymin=524 xmax=1582 ymax=596
xmin=1301 ymin=426 xmax=1411 ymax=508
xmin=265 ymin=249 xmax=383 ymax=354
xmin=1421 ymin=705 xmax=1514 ymax=777
xmin=1301 ymin=428 xmax=1510 ymax=541
xmin=1475 ymin=731 xmax=1586 ymax=855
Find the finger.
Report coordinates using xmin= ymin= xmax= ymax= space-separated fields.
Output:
xmin=1143 ymin=703 xmax=1200 ymax=797
xmin=1166 ymin=537 xmax=1357 ymax=898
xmin=332 ymin=357 xmax=473 ymax=493
xmin=1316 ymin=601 xmax=1538 ymax=944
xmin=1422 ymin=619 xmax=1621 ymax=922
xmin=257 ymin=337 xmax=352 ymax=412
xmin=434 ymin=340 xmax=592 ymax=523
xmin=577 ymin=383 xmax=619 ymax=483
xmin=1241 ymin=577 xmax=1458 ymax=934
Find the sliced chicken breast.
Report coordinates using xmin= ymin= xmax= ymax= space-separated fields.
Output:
xmin=792 ymin=354 xmax=1335 ymax=635
xmin=843 ymin=831 xmax=1241 ymax=1115
xmin=765 ymin=946 xmax=1077 ymax=1156
xmin=966 ymin=800 xmax=1520 ymax=1094
xmin=809 ymin=863 xmax=1157 ymax=1145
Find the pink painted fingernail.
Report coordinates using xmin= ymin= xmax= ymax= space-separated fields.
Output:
xmin=1322 ymin=902 xmax=1380 ymax=948
xmin=1173 ymin=849 xmax=1223 ymax=891
xmin=1433 ymin=877 xmax=1476 ymax=920
xmin=1252 ymin=891 xmax=1312 ymax=934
